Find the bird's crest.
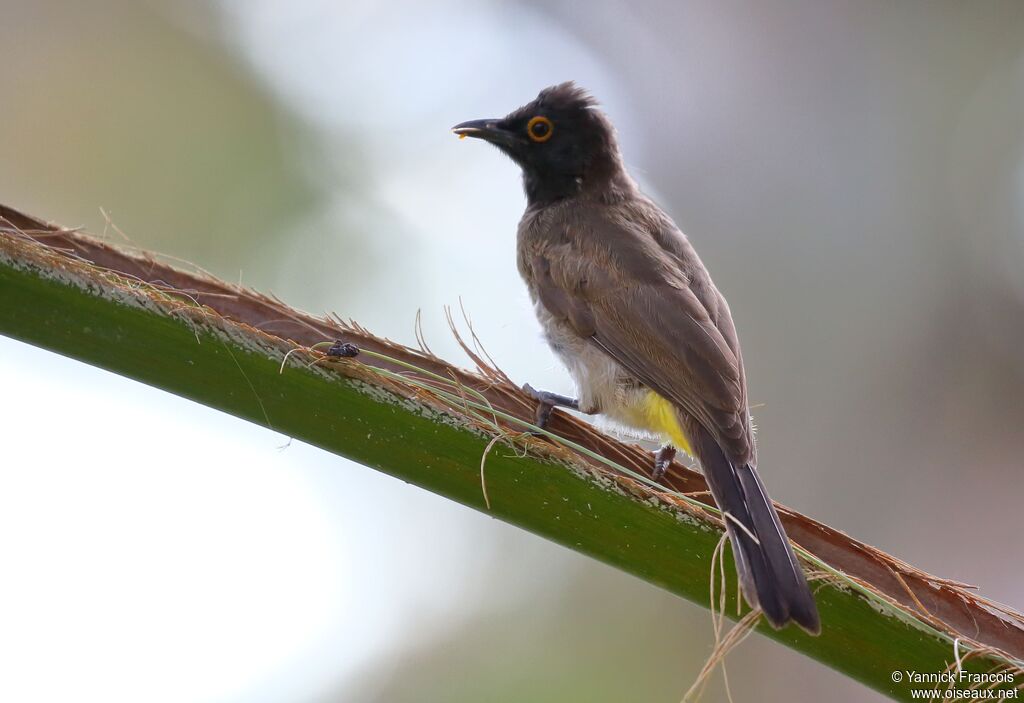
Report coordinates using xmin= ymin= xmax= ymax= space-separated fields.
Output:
xmin=534 ymin=81 xmax=598 ymax=113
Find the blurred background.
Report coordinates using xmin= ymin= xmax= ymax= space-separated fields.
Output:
xmin=1 ymin=1 xmax=1022 ymax=701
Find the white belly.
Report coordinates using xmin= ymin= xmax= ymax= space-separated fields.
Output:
xmin=535 ymin=303 xmax=654 ymax=435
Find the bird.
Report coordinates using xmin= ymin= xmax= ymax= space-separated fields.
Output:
xmin=452 ymin=82 xmax=820 ymax=634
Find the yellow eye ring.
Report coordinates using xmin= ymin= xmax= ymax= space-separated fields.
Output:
xmin=527 ymin=115 xmax=554 ymax=143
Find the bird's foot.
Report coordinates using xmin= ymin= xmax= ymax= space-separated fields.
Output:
xmin=653 ymin=444 xmax=677 ymax=483
xmin=326 ymin=340 xmax=360 ymax=358
xmin=521 ymin=383 xmax=580 ymax=432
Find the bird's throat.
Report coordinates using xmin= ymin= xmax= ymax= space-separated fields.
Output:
xmin=522 ymin=170 xmax=583 ymax=206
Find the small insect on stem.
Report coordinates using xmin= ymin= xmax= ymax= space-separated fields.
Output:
xmin=327 ymin=341 xmax=360 ymax=358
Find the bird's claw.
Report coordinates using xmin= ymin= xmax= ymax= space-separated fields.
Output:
xmin=653 ymin=444 xmax=677 ymax=482
xmin=521 ymin=383 xmax=579 ymax=433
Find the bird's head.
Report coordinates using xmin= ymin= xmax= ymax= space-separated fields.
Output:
xmin=453 ymin=82 xmax=624 ymax=205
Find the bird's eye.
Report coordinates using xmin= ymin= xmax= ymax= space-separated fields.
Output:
xmin=527 ymin=115 xmax=554 ymax=143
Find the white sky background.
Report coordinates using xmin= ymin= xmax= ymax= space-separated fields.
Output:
xmin=0 ymin=2 xmax=637 ymax=701
xmin=0 ymin=337 xmax=519 ymax=702
xmin=210 ymin=0 xmax=642 ymax=373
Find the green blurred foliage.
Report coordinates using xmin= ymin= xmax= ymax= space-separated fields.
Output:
xmin=0 ymin=1 xmax=319 ymax=278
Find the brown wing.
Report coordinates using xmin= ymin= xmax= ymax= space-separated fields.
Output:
xmin=529 ymin=220 xmax=754 ymax=464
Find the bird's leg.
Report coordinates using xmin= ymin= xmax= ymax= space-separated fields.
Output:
xmin=522 ymin=383 xmax=583 ymax=430
xmin=653 ymin=444 xmax=677 ymax=482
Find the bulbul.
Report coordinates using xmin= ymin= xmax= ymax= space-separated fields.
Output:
xmin=453 ymin=82 xmax=820 ymax=634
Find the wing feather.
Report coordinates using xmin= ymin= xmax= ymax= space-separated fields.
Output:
xmin=530 ymin=218 xmax=753 ymax=462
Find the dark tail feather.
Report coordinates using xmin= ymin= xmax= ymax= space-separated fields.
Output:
xmin=692 ymin=427 xmax=820 ymax=634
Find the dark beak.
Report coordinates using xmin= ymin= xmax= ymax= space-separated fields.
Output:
xmin=452 ymin=119 xmax=519 ymax=147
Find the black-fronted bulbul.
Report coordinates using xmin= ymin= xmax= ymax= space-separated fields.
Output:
xmin=453 ymin=82 xmax=819 ymax=634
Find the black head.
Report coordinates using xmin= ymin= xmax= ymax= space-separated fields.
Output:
xmin=453 ymin=82 xmax=623 ymax=205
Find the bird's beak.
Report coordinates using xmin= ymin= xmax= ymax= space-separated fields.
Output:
xmin=452 ymin=119 xmax=519 ymax=147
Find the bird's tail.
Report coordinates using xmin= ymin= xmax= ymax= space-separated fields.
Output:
xmin=691 ymin=426 xmax=820 ymax=634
